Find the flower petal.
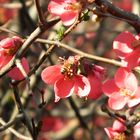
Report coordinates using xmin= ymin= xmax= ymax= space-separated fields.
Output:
xmin=7 ymin=57 xmax=29 ymax=81
xmin=74 ymin=75 xmax=90 ymax=97
xmin=123 ymin=48 xmax=140 ymax=70
xmin=48 ymin=0 xmax=66 ymax=15
xmin=113 ymin=31 xmax=135 ymax=59
xmin=88 ymin=74 xmax=103 ymax=99
xmin=102 ymin=79 xmax=119 ymax=97
xmin=112 ymin=120 xmax=125 ymax=132
xmin=41 ymin=65 xmax=62 ymax=84
xmin=54 ymin=78 xmax=75 ymax=98
xmin=0 ymin=53 xmax=13 ymax=69
xmin=104 ymin=127 xmax=119 ymax=139
xmin=127 ymin=87 xmax=140 ymax=107
xmin=60 ymin=11 xmax=78 ymax=26
xmin=108 ymin=92 xmax=127 ymax=110
xmin=115 ymin=68 xmax=138 ymax=91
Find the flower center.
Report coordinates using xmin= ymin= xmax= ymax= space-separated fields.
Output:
xmin=64 ymin=2 xmax=82 ymax=11
xmin=112 ymin=133 xmax=127 ymax=140
xmin=119 ymin=88 xmax=133 ymax=98
xmin=61 ymin=63 xmax=76 ymax=79
xmin=4 ymin=47 xmax=17 ymax=56
xmin=60 ymin=57 xmax=79 ymax=79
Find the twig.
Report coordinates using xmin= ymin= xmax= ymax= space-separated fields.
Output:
xmin=94 ymin=0 xmax=140 ymax=33
xmin=36 ymin=39 xmax=123 ymax=66
xmin=0 ymin=117 xmax=32 ymax=140
xmin=68 ymin=97 xmax=94 ymax=140
xmin=34 ymin=0 xmax=46 ymax=25
xmin=0 ymin=18 xmax=60 ymax=77
xmin=0 ymin=114 xmax=23 ymax=132
xmin=35 ymin=38 xmax=140 ymax=72
xmin=12 ymin=84 xmax=35 ymax=139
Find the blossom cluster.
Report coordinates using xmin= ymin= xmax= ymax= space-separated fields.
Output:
xmin=40 ymin=29 xmax=140 ymax=139
xmin=41 ymin=56 xmax=105 ymax=102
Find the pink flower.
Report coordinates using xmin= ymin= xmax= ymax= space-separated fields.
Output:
xmin=7 ymin=57 xmax=29 ymax=81
xmin=105 ymin=119 xmax=135 ymax=140
xmin=113 ymin=31 xmax=140 ymax=70
xmin=0 ymin=36 xmax=23 ymax=69
xmin=41 ymin=116 xmax=65 ymax=132
xmin=102 ymin=67 xmax=140 ymax=110
xmin=48 ymin=0 xmax=83 ymax=26
xmin=41 ymin=56 xmax=90 ymax=102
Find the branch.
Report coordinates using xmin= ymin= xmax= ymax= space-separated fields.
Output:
xmin=34 ymin=0 xmax=46 ymax=25
xmin=0 ymin=18 xmax=60 ymax=77
xmin=12 ymin=84 xmax=35 ymax=139
xmin=0 ymin=114 xmax=23 ymax=132
xmin=94 ymin=0 xmax=140 ymax=33
xmin=0 ymin=117 xmax=32 ymax=140
xmin=35 ymin=38 xmax=140 ymax=72
xmin=68 ymin=97 xmax=94 ymax=140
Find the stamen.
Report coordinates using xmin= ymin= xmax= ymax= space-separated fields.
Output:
xmin=64 ymin=2 xmax=82 ymax=11
xmin=120 ymin=88 xmax=133 ymax=98
xmin=112 ymin=133 xmax=127 ymax=140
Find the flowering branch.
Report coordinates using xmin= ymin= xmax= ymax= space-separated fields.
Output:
xmin=0 ymin=18 xmax=60 ymax=77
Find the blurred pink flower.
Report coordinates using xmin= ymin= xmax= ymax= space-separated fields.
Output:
xmin=105 ymin=119 xmax=135 ymax=140
xmin=7 ymin=57 xmax=29 ymax=81
xmin=0 ymin=36 xmax=23 ymax=69
xmin=102 ymin=67 xmax=140 ymax=110
xmin=113 ymin=31 xmax=140 ymax=70
xmin=41 ymin=116 xmax=65 ymax=132
xmin=48 ymin=0 xmax=82 ymax=26
xmin=41 ymin=56 xmax=90 ymax=102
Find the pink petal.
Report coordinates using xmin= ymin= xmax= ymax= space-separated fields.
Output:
xmin=54 ymin=78 xmax=75 ymax=98
xmin=74 ymin=75 xmax=91 ymax=97
xmin=41 ymin=65 xmax=62 ymax=84
xmin=113 ymin=31 xmax=135 ymax=59
xmin=113 ymin=120 xmax=125 ymax=132
xmin=0 ymin=53 xmax=13 ymax=69
xmin=108 ymin=92 xmax=127 ymax=110
xmin=88 ymin=74 xmax=103 ymax=99
xmin=102 ymin=79 xmax=119 ymax=97
xmin=104 ymin=127 xmax=119 ymax=139
xmin=60 ymin=11 xmax=78 ymax=26
xmin=7 ymin=57 xmax=29 ymax=81
xmin=123 ymin=48 xmax=140 ymax=70
xmin=48 ymin=0 xmax=66 ymax=15
xmin=127 ymin=87 xmax=140 ymax=107
xmin=115 ymin=68 xmax=138 ymax=91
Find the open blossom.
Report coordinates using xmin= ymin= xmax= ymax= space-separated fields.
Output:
xmin=48 ymin=0 xmax=83 ymax=26
xmin=41 ymin=56 xmax=90 ymax=102
xmin=102 ymin=67 xmax=140 ymax=110
xmin=113 ymin=31 xmax=140 ymax=70
xmin=0 ymin=36 xmax=23 ymax=69
xmin=105 ymin=119 xmax=135 ymax=140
